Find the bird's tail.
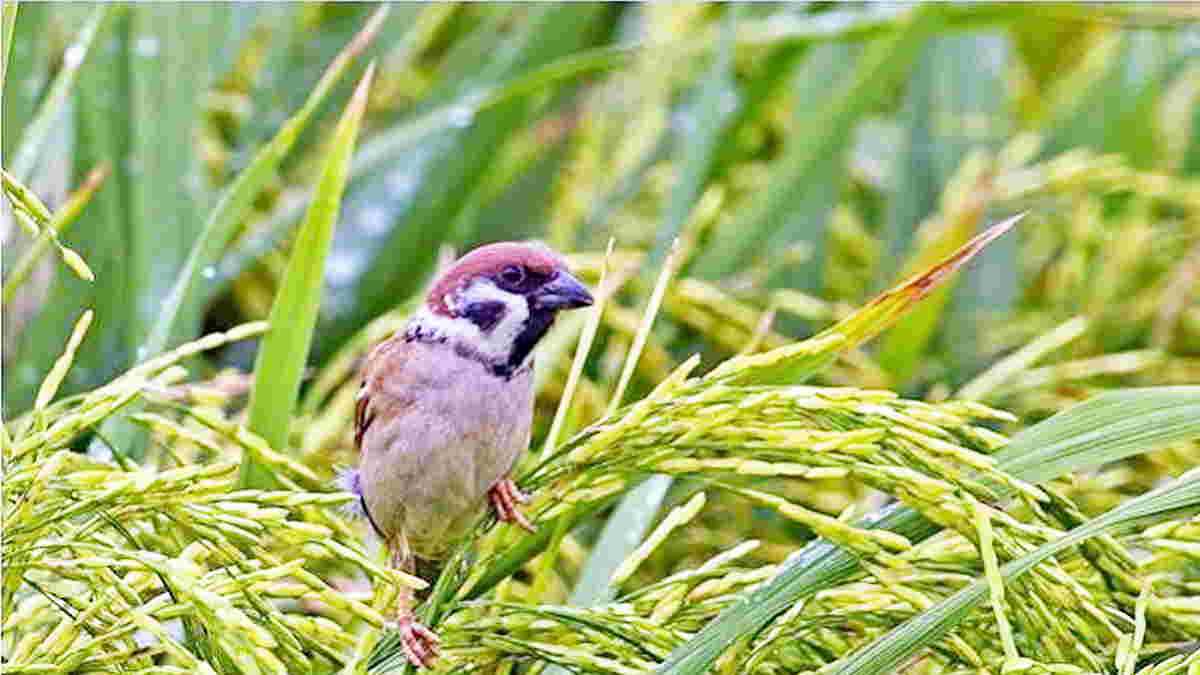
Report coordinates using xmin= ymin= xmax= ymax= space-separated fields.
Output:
xmin=335 ymin=467 xmax=367 ymax=519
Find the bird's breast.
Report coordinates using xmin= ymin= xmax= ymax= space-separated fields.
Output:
xmin=359 ymin=344 xmax=534 ymax=557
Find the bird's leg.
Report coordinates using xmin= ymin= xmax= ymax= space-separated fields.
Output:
xmin=487 ymin=477 xmax=535 ymax=533
xmin=388 ymin=536 xmax=440 ymax=668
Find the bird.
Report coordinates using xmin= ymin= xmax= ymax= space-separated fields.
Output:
xmin=340 ymin=241 xmax=594 ymax=668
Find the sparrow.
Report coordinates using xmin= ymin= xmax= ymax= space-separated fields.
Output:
xmin=341 ymin=241 xmax=593 ymax=668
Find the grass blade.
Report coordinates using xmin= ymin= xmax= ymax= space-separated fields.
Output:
xmin=3 ymin=1 xmax=41 ymax=161
xmin=874 ymin=32 xmax=1013 ymax=384
xmin=708 ymin=213 xmax=1022 ymax=387
xmin=567 ymin=476 xmax=674 ymax=609
xmin=645 ymin=9 xmax=737 ymax=270
xmin=875 ymin=159 xmax=994 ymax=385
xmin=956 ymin=316 xmax=1089 ymax=401
xmin=657 ymin=385 xmax=1200 ymax=674
xmin=994 ymin=387 xmax=1200 ymax=484
xmin=239 ymin=63 xmax=375 ymax=488
xmin=125 ymin=4 xmax=225 ymax=351
xmin=561 ymin=238 xmax=686 ymax=610
xmin=1039 ymin=32 xmax=1191 ymax=168
xmin=877 ymin=33 xmax=1010 ymax=286
xmin=831 ymin=469 xmax=1200 ymax=675
xmin=541 ymin=240 xmax=616 ymax=460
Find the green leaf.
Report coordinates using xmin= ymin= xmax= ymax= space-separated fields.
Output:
xmin=692 ymin=4 xmax=943 ymax=279
xmin=994 ymin=387 xmax=1200 ymax=484
xmin=235 ymin=4 xmax=417 ymax=164
xmin=877 ymin=33 xmax=1011 ymax=285
xmin=646 ymin=9 xmax=737 ymax=271
xmin=4 ymin=8 xmax=134 ymax=414
xmin=239 ymin=63 xmax=375 ymax=489
xmin=831 ymin=468 xmax=1200 ymax=675
xmin=1038 ymin=31 xmax=1191 ymax=167
xmin=566 ymin=476 xmax=675 ymax=610
xmin=125 ymin=4 xmax=224 ymax=350
xmin=708 ymin=213 xmax=1021 ymax=387
xmin=656 ymin=386 xmax=1200 ymax=674
xmin=1185 ymin=91 xmax=1200 ymax=176
xmin=2 ymin=1 xmax=47 ymax=163
xmin=4 ymin=4 xmax=231 ymax=417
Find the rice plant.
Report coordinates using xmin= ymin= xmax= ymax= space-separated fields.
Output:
xmin=4 ymin=3 xmax=1200 ymax=674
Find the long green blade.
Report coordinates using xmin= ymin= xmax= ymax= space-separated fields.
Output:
xmin=239 ymin=64 xmax=375 ymax=488
xmin=76 ymin=7 xmax=385 ymax=458
xmin=994 ymin=387 xmax=1200 ymax=483
xmin=708 ymin=214 xmax=1021 ymax=387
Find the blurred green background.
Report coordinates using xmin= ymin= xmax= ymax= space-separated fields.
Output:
xmin=3 ymin=2 xmax=1199 ymax=422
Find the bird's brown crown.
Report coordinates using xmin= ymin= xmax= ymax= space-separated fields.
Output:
xmin=426 ymin=242 xmax=566 ymax=316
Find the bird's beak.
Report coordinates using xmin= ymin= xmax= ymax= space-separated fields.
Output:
xmin=534 ymin=271 xmax=594 ymax=310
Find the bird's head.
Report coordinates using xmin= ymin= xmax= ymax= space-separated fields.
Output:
xmin=406 ymin=242 xmax=593 ymax=376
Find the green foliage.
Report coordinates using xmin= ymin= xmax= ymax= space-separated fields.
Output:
xmin=3 ymin=3 xmax=1200 ymax=674
xmin=241 ymin=65 xmax=375 ymax=489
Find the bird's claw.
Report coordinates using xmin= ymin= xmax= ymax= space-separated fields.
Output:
xmin=488 ymin=478 xmax=535 ymax=533
xmin=388 ymin=614 xmax=440 ymax=669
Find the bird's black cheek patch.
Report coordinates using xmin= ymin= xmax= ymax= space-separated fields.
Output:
xmin=504 ymin=308 xmax=556 ymax=375
xmin=463 ymin=300 xmax=507 ymax=332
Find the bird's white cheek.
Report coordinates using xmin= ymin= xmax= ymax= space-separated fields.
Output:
xmin=408 ymin=281 xmax=530 ymax=363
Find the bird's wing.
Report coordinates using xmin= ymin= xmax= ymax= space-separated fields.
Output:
xmin=355 ymin=335 xmax=416 ymax=450
xmin=354 ymin=385 xmax=373 ymax=449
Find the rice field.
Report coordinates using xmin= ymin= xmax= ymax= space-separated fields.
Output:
xmin=3 ymin=4 xmax=1200 ymax=674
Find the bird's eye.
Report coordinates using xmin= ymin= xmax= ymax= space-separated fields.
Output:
xmin=499 ymin=265 xmax=525 ymax=286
